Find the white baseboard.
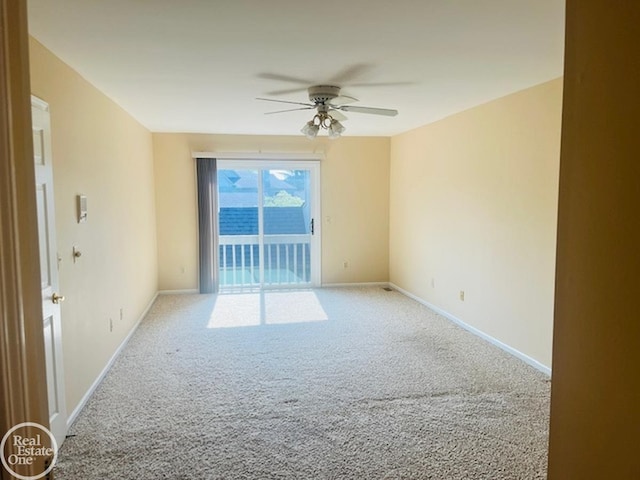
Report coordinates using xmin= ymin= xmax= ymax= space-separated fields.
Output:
xmin=389 ymin=283 xmax=551 ymax=377
xmin=158 ymin=289 xmax=199 ymax=295
xmin=66 ymin=291 xmax=159 ymax=429
xmin=321 ymin=282 xmax=390 ymax=288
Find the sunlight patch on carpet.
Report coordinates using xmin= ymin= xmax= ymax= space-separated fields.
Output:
xmin=207 ymin=290 xmax=328 ymax=328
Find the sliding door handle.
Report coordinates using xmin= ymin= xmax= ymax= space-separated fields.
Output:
xmin=310 ymin=218 xmax=314 ymax=235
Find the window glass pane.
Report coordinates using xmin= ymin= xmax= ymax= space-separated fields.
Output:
xmin=263 ymin=170 xmax=311 ymax=284
xmin=217 ymin=169 xmax=259 ymax=286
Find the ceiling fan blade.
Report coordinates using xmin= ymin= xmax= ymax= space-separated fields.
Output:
xmin=346 ymin=81 xmax=415 ymax=88
xmin=256 ymin=97 xmax=314 ymax=108
xmin=329 ymin=63 xmax=373 ymax=84
xmin=328 ymin=94 xmax=358 ymax=106
xmin=257 ymin=72 xmax=313 ymax=85
xmin=264 ymin=107 xmax=315 ymax=115
xmin=339 ymin=105 xmax=399 ymax=117
xmin=266 ymin=87 xmax=311 ymax=96
xmin=327 ymin=110 xmax=348 ymax=121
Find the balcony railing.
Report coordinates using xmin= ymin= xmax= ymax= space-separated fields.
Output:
xmin=219 ymin=234 xmax=311 ymax=288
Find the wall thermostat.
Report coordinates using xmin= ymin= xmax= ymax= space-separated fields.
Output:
xmin=77 ymin=194 xmax=87 ymax=223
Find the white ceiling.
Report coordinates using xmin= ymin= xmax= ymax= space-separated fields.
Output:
xmin=27 ymin=0 xmax=565 ymax=137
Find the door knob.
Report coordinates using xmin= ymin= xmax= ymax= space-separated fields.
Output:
xmin=52 ymin=293 xmax=65 ymax=304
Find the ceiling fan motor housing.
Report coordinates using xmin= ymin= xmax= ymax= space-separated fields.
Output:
xmin=308 ymin=85 xmax=341 ymax=104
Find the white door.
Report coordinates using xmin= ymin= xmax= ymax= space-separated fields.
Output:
xmin=32 ymin=97 xmax=67 ymax=446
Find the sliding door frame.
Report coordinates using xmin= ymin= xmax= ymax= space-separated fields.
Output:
xmin=217 ymin=158 xmax=322 ymax=288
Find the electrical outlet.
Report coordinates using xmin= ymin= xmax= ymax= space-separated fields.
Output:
xmin=459 ymin=290 xmax=465 ymax=301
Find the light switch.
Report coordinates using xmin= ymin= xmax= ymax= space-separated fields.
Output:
xmin=77 ymin=194 xmax=87 ymax=223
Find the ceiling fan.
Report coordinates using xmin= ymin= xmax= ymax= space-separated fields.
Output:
xmin=256 ymin=85 xmax=398 ymax=139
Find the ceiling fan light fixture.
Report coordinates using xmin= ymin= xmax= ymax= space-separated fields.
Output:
xmin=301 ymin=120 xmax=319 ymax=139
xmin=327 ymin=119 xmax=345 ymax=139
xmin=301 ymin=112 xmax=345 ymax=139
xmin=259 ymin=84 xmax=398 ymax=138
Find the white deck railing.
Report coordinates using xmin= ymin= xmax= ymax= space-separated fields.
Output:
xmin=219 ymin=234 xmax=311 ymax=287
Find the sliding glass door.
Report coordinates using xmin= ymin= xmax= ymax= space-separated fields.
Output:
xmin=217 ymin=160 xmax=320 ymax=289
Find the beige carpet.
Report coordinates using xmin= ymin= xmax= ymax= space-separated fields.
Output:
xmin=54 ymin=287 xmax=550 ymax=479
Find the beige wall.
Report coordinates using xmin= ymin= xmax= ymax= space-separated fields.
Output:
xmin=389 ymin=78 xmax=563 ymax=368
xmin=29 ymin=38 xmax=158 ymax=414
xmin=548 ymin=1 xmax=640 ymax=478
xmin=153 ymin=133 xmax=390 ymax=290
